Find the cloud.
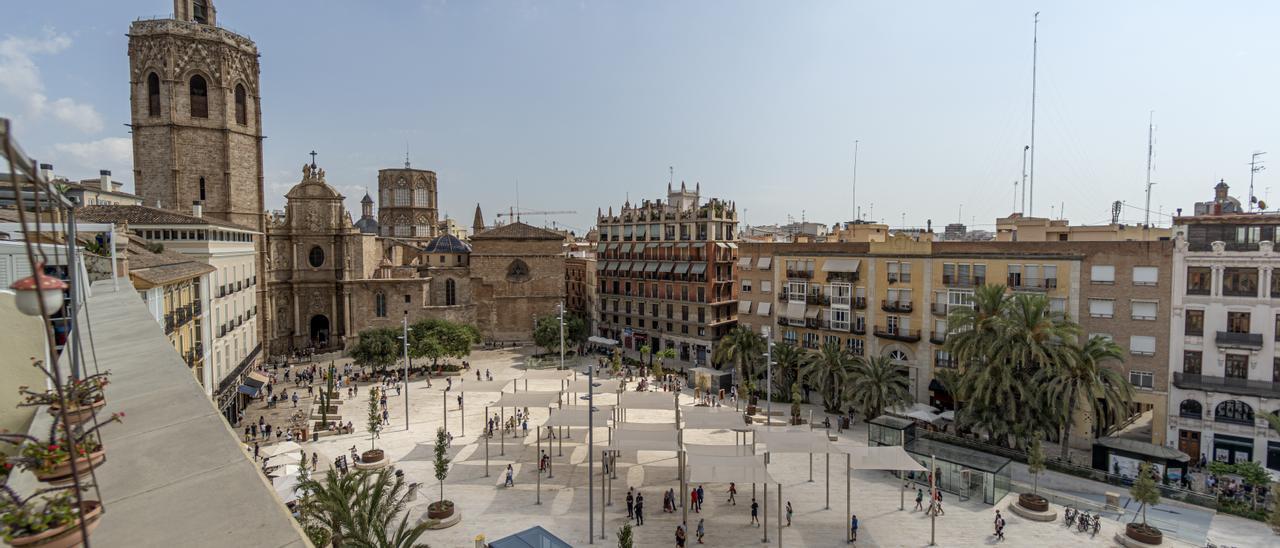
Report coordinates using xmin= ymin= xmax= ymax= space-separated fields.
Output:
xmin=50 ymin=137 xmax=132 ymax=182
xmin=0 ymin=29 xmax=103 ymax=133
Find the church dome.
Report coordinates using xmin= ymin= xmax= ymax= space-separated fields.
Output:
xmin=422 ymin=233 xmax=471 ymax=254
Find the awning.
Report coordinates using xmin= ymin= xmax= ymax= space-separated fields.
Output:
xmin=620 ymin=243 xmax=632 ymax=253
xmin=682 ymin=408 xmax=753 ymax=431
xmin=736 ymin=257 xmax=752 ymax=268
xmin=661 ymin=243 xmax=673 ymax=248
xmin=261 ymin=441 xmax=302 ymax=458
xmin=644 ymin=262 xmax=660 ymax=273
xmin=245 ymin=372 xmax=268 ymax=388
xmin=805 ymin=307 xmax=821 ymax=319
xmin=659 ymin=262 xmax=675 ymax=273
xmin=757 ymin=302 xmax=772 ymax=316
xmin=237 ymin=385 xmax=259 ymax=397
xmin=596 ymin=243 xmax=606 ymax=253
xmin=676 ymin=243 xmax=689 ymax=249
xmin=620 ymin=261 xmax=634 ymax=272
xmin=457 ymin=380 xmax=512 ymax=393
xmin=493 ymin=391 xmax=562 ymax=408
xmin=673 ymin=263 xmax=690 ymax=275
xmin=596 ymin=261 xmax=607 ymax=271
xmin=618 ymin=391 xmax=676 ymax=410
xmin=757 ymin=257 xmax=772 ymax=269
xmin=840 ymin=445 xmax=928 ymax=472
xmin=687 ymin=454 xmax=774 ymax=484
xmin=605 ymin=261 xmax=618 ymax=272
xmin=588 ymin=336 xmax=619 ymax=346
xmin=715 ymin=242 xmax=728 ymax=248
xmin=784 ymin=302 xmax=806 ymax=320
xmin=689 ymin=263 xmax=707 ymax=275
xmin=726 ymin=243 xmax=738 ymax=249
xmin=738 ymin=300 xmax=752 ymax=314
xmin=520 ymin=369 xmax=574 ymax=380
xmin=821 ymin=258 xmax=861 ymax=273
xmin=758 ymin=430 xmax=843 ymax=454
xmin=563 ymin=378 xmax=621 ymax=393
xmin=544 ymin=407 xmax=614 ymax=428
xmin=634 ymin=243 xmax=646 ymax=253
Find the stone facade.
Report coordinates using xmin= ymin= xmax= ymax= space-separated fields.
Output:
xmin=469 ymin=223 xmax=567 ymax=343
xmin=377 ymin=167 xmax=439 ymax=239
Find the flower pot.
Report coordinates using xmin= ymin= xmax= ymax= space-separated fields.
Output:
xmin=747 ymin=405 xmax=757 ymax=416
xmin=361 ymin=449 xmax=384 ymax=463
xmin=8 ymin=500 xmax=102 ymax=548
xmin=34 ymin=450 xmax=106 ymax=485
xmin=47 ymin=400 xmax=105 ymax=426
xmin=427 ymin=500 xmax=455 ymax=519
xmin=1016 ymin=492 xmax=1048 ymax=512
xmin=1125 ymin=522 xmax=1163 ymax=545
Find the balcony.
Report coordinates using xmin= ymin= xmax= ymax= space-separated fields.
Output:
xmin=1173 ymin=372 xmax=1280 ymax=399
xmin=929 ymin=332 xmax=947 ymax=345
xmin=806 ymin=294 xmax=830 ymax=306
xmin=1186 ymin=286 xmax=1211 ymax=296
xmin=931 ymin=302 xmax=948 ymax=316
xmin=935 ymin=357 xmax=957 ymax=369
xmin=831 ymin=294 xmax=852 ymax=307
xmin=881 ymin=300 xmax=913 ymax=313
xmin=942 ymin=276 xmax=975 ymax=288
xmin=1216 ymin=331 xmax=1264 ymax=350
xmin=874 ymin=325 xmax=921 ymax=342
xmin=164 ymin=313 xmax=174 ymax=334
xmin=853 ymin=297 xmax=867 ymax=309
xmin=851 ymin=323 xmax=866 ymax=335
xmin=786 ymin=270 xmax=813 ymax=280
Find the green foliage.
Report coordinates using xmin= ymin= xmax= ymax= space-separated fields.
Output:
xmin=1263 ymin=411 xmax=1280 ymax=435
xmin=790 ymin=384 xmax=802 ymax=423
xmin=616 ymin=522 xmax=634 ymax=548
xmin=1037 ymin=335 xmax=1132 ymax=459
xmin=0 ymin=490 xmax=81 ymax=542
xmin=351 ymin=328 xmax=401 ymax=371
xmin=295 ymin=469 xmax=429 ymax=548
xmin=772 ymin=342 xmax=803 ymax=402
xmin=1027 ymin=435 xmax=1046 ymax=494
xmin=367 ymin=386 xmax=382 ymax=450
xmin=434 ymin=427 xmax=451 ymax=505
xmin=1268 ymin=489 xmax=1280 ymax=533
xmin=320 ymin=363 xmax=338 ymax=429
xmin=653 ymin=347 xmax=674 ymax=378
xmin=532 ymin=313 xmax=585 ymax=356
xmin=1129 ymin=462 xmax=1161 ymax=525
xmin=410 ymin=318 xmax=480 ymax=367
xmin=844 ymin=354 xmax=911 ymax=421
xmin=1210 ymin=460 xmax=1273 ymax=510
xmin=800 ymin=342 xmax=855 ymax=413
xmin=714 ymin=326 xmax=765 ymax=401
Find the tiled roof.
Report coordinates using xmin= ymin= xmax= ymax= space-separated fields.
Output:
xmin=470 ymin=221 xmax=563 ymax=241
xmin=120 ymin=234 xmax=215 ymax=287
xmin=422 ymin=233 xmax=471 ymax=253
xmin=78 ymin=205 xmax=251 ymax=231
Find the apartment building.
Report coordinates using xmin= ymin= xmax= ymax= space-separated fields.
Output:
xmin=1168 ymin=184 xmax=1280 ymax=471
xmin=565 ymin=246 xmax=598 ymax=335
xmin=595 ymin=182 xmax=738 ymax=367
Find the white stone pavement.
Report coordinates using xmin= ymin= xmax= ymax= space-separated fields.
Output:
xmin=290 ymin=348 xmax=1273 ymax=547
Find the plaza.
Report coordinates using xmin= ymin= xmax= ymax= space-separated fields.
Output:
xmin=243 ymin=347 xmax=1271 ymax=547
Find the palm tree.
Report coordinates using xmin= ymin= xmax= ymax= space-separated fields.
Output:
xmin=296 ymin=469 xmax=430 ymax=548
xmin=295 ymin=468 xmax=363 ymax=546
xmin=994 ymin=293 xmax=1079 ymax=374
xmin=713 ymin=326 xmax=766 ymax=403
xmin=771 ymin=342 xmax=804 ymax=401
xmin=800 ymin=342 xmax=854 ymax=413
xmin=1037 ymin=335 xmax=1134 ymax=460
xmin=844 ymin=354 xmax=912 ymax=422
xmin=944 ymin=284 xmax=1010 ymax=370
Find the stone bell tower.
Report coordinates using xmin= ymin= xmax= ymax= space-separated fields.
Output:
xmin=127 ymin=0 xmax=264 ymax=230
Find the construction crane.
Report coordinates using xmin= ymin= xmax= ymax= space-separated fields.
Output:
xmin=496 ymin=207 xmax=577 ymax=223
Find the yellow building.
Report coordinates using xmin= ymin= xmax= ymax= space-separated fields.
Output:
xmin=995 ymin=214 xmax=1172 ymax=242
xmin=127 ymin=238 xmax=215 ymax=388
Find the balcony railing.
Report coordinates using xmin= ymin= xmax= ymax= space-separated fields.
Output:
xmin=931 ymin=302 xmax=948 ymax=316
xmin=806 ymin=294 xmax=830 ymax=306
xmin=942 ymin=276 xmax=976 ymax=288
xmin=874 ymin=326 xmax=921 ymax=342
xmin=935 ymin=357 xmax=956 ymax=369
xmin=1173 ymin=372 xmax=1280 ymax=399
xmin=786 ymin=270 xmax=813 ymax=280
xmin=1216 ymin=331 xmax=1263 ymax=349
xmin=851 ymin=323 xmax=866 ymax=335
xmin=929 ymin=332 xmax=947 ymax=345
xmin=881 ymin=300 xmax=913 ymax=313
xmin=1186 ymin=286 xmax=1211 ymax=296
xmin=853 ymin=297 xmax=867 ymax=309
xmin=831 ymin=295 xmax=852 ymax=307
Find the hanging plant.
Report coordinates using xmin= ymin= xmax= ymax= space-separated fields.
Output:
xmin=2 ymin=413 xmax=122 ymax=484
xmin=17 ymin=363 xmax=110 ymax=426
xmin=0 ymin=488 xmax=102 ymax=547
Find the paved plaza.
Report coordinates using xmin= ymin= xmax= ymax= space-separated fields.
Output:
xmin=242 ymin=348 xmax=1273 ymax=547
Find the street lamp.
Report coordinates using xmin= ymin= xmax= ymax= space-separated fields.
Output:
xmin=580 ymin=367 xmax=604 ymax=542
xmin=763 ymin=338 xmax=775 ymax=420
xmin=399 ymin=315 xmax=410 ymax=431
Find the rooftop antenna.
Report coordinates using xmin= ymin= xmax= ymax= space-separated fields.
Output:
xmin=1028 ymin=12 xmax=1040 ymax=216
xmin=1012 ymin=181 xmax=1019 ymax=213
xmin=515 ymin=177 xmax=521 ymax=223
xmin=958 ymin=204 xmax=963 ymax=224
xmin=1111 ymin=200 xmax=1122 ymax=224
xmin=1020 ymin=145 xmax=1029 ymax=214
xmin=1249 ymin=151 xmax=1267 ymax=212
xmin=405 ymin=143 xmax=411 ymax=169
xmin=1144 ymin=111 xmax=1156 ymax=226
xmin=669 ymin=166 xmax=674 ymax=186
xmin=852 ymin=140 xmax=860 ymax=221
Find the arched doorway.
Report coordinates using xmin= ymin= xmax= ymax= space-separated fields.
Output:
xmin=309 ymin=315 xmax=330 ymax=349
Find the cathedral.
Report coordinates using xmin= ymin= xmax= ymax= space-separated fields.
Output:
xmin=261 ymin=160 xmax=566 ymax=354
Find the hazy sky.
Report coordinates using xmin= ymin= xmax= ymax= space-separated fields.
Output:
xmin=3 ymin=1 xmax=1277 ymax=234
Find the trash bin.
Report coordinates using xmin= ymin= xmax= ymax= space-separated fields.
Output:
xmin=313 ymin=432 xmax=319 ymax=442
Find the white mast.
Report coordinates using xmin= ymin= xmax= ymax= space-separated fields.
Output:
xmin=852 ymin=140 xmax=860 ymax=222
xmin=1144 ymin=111 xmax=1156 ymax=227
xmin=1028 ymin=12 xmax=1040 ymax=216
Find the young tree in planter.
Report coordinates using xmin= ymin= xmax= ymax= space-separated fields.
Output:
xmin=367 ymin=386 xmax=382 ymax=451
xmin=1268 ymin=488 xmax=1280 ymax=534
xmin=319 ymin=365 xmax=338 ymax=430
xmin=432 ymin=427 xmax=452 ymax=517
xmin=1027 ymin=435 xmax=1046 ymax=496
xmin=613 ymin=347 xmax=627 ymax=377
xmin=1128 ymin=462 xmax=1162 ymax=541
xmin=653 ymin=347 xmax=675 ymax=381
xmin=616 ymin=522 xmax=634 ymax=548
xmin=790 ymin=384 xmax=802 ymax=425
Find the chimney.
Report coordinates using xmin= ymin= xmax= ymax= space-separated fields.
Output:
xmin=40 ymin=163 xmax=54 ymax=181
xmin=99 ymin=170 xmax=111 ymax=191
xmin=192 ymin=200 xmax=203 ymax=218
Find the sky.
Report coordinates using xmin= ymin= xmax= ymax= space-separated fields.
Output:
xmin=2 ymin=1 xmax=1277 ymax=234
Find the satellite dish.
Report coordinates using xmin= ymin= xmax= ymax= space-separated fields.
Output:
xmin=1259 ymin=201 xmax=1268 ymax=210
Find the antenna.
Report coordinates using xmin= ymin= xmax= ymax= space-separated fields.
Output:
xmin=852 ymin=140 xmax=860 ymax=221
xmin=958 ymin=204 xmax=963 ymax=224
xmin=1250 ymin=151 xmax=1267 ymax=211
xmin=1013 ymin=181 xmax=1019 ymax=213
xmin=1021 ymin=145 xmax=1029 ymax=214
xmin=1144 ymin=111 xmax=1156 ymax=226
xmin=405 ymin=143 xmax=411 ymax=169
xmin=1028 ymin=12 xmax=1040 ymax=216
xmin=1111 ymin=201 xmax=1122 ymax=224
xmin=515 ymin=178 xmax=521 ymax=223
xmin=669 ymin=166 xmax=674 ymax=186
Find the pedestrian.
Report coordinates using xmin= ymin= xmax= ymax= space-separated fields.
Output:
xmin=751 ymin=498 xmax=759 ymax=526
xmin=994 ymin=510 xmax=1005 ymax=541
xmin=505 ymin=464 xmax=514 ymax=487
xmin=635 ymin=492 xmax=645 ymax=526
xmin=786 ymin=500 xmax=793 ymax=526
xmin=696 ymin=485 xmax=704 ymax=511
xmin=675 ymin=523 xmax=686 ymax=547
xmin=696 ymin=518 xmax=705 ymax=544
xmin=382 ymin=408 xmax=389 ymax=425
xmin=311 ymin=452 xmax=318 ymax=471
xmin=850 ymin=514 xmax=859 ymax=541
xmin=727 ymin=482 xmax=737 ymax=505
xmin=253 ymin=441 xmax=260 ymax=460
xmin=457 ymin=394 xmax=463 ymax=409
xmin=691 ymin=487 xmax=699 ymax=513
xmin=626 ymin=489 xmax=635 ymax=519
xmin=522 ymin=419 xmax=528 ymax=437
xmin=993 ymin=510 xmax=1002 ymax=535
xmin=477 ymin=370 xmax=482 ymax=381
xmin=292 ymin=393 xmax=299 ymax=407
xmin=915 ymin=488 xmax=924 ymax=511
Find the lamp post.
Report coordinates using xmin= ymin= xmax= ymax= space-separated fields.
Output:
xmin=763 ymin=338 xmax=774 ymax=421
xmin=582 ymin=365 xmax=603 ymax=543
xmin=558 ymin=302 xmax=566 ymax=370
xmin=401 ymin=315 xmax=410 ymax=431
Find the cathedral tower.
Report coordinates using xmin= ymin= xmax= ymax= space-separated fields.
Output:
xmin=376 ymin=164 xmax=439 ymax=239
xmin=127 ymin=0 xmax=264 ymax=230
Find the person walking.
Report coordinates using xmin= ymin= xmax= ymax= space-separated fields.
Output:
xmin=626 ymin=489 xmax=635 ymax=519
xmin=696 ymin=518 xmax=705 ymax=544
xmin=505 ymin=464 xmax=514 ymax=487
xmin=786 ymin=501 xmax=793 ymax=526
xmin=253 ymin=442 xmax=260 ymax=460
xmin=727 ymin=482 xmax=737 ymax=505
xmin=993 ymin=510 xmax=1002 ymax=535
xmin=691 ymin=487 xmax=699 ymax=513
xmin=751 ymin=498 xmax=759 ymax=526
xmin=675 ymin=523 xmax=686 ymax=547
xmin=994 ymin=510 xmax=1005 ymax=541
xmin=850 ymin=514 xmax=859 ymax=542
xmin=635 ymin=492 xmax=645 ymax=526
xmin=696 ymin=485 xmax=705 ymax=511
xmin=291 ymin=392 xmax=299 ymax=407
xmin=915 ymin=488 xmax=924 ymax=511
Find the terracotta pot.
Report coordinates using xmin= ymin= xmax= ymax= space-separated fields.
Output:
xmin=47 ymin=400 xmax=105 ymax=426
xmin=8 ymin=500 xmax=102 ymax=548
xmin=1125 ymin=522 xmax=1163 ymax=545
xmin=1016 ymin=492 xmax=1048 ymax=512
xmin=427 ymin=500 xmax=455 ymax=519
xmin=361 ymin=449 xmax=384 ymax=463
xmin=34 ymin=450 xmax=106 ymax=485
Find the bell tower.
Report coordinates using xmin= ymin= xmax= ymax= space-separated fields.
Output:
xmin=127 ymin=0 xmax=263 ymax=230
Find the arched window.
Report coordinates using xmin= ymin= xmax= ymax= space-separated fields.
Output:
xmin=189 ymin=75 xmax=208 ymax=118
xmin=234 ymin=84 xmax=247 ymax=125
xmin=147 ymin=73 xmax=161 ymax=116
xmin=1179 ymin=399 xmax=1203 ymax=418
xmin=506 ymin=259 xmax=530 ymax=282
xmin=198 ymin=177 xmax=206 ymax=201
xmin=375 ymin=292 xmax=386 ymax=317
xmin=888 ymin=349 xmax=909 ymax=362
xmin=395 ymin=185 xmax=410 ymax=206
xmin=414 ymin=187 xmax=429 ymax=206
xmin=192 ymin=0 xmax=210 ymax=24
xmin=1214 ymin=400 xmax=1254 ymax=425
xmin=445 ymin=279 xmax=456 ymax=306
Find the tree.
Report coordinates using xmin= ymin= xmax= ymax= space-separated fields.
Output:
xmin=1263 ymin=411 xmax=1280 ymax=436
xmin=410 ymin=319 xmax=479 ymax=368
xmin=616 ymin=522 xmax=634 ymax=548
xmin=350 ymin=328 xmax=400 ymax=372
xmin=564 ymin=313 xmax=588 ymax=350
xmin=320 ymin=363 xmax=338 ymax=430
xmin=433 ymin=427 xmax=451 ymax=508
xmin=345 ymin=469 xmax=430 ymax=548
xmin=800 ymin=342 xmax=855 ymax=413
xmin=367 ymin=386 xmax=382 ymax=451
xmin=790 ymin=384 xmax=802 ymax=425
xmin=532 ymin=315 xmax=563 ymax=356
xmin=1037 ymin=335 xmax=1133 ymax=460
xmin=611 ymin=347 xmax=626 ymax=376
xmin=652 ymin=347 xmax=675 ymax=380
xmin=295 ymin=467 xmax=363 ymax=547
xmin=1027 ymin=435 xmax=1046 ymax=495
xmin=844 ymin=354 xmax=911 ymax=421
xmin=638 ymin=344 xmax=653 ymax=372
xmin=713 ymin=326 xmax=765 ymax=403
xmin=1129 ymin=462 xmax=1161 ymax=533
xmin=771 ymin=342 xmax=803 ymax=402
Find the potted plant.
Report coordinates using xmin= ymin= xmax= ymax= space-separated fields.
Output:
xmin=1125 ymin=462 xmax=1163 ymax=545
xmin=790 ymin=385 xmax=802 ymax=425
xmin=1017 ymin=435 xmax=1049 ymax=512
xmin=18 ymin=368 xmax=110 ymax=427
xmin=745 ymin=379 xmax=757 ymax=416
xmin=427 ymin=427 xmax=454 ymax=519
xmin=0 ymin=488 xmax=103 ymax=548
xmin=616 ymin=522 xmax=634 ymax=548
xmin=362 ymin=387 xmax=383 ymax=464
xmin=2 ymin=414 xmax=121 ymax=485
